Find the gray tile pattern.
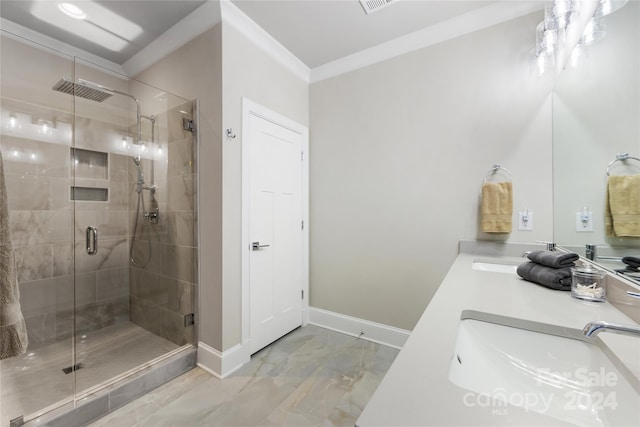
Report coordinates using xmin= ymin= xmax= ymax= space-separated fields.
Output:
xmin=89 ymin=325 xmax=399 ymax=427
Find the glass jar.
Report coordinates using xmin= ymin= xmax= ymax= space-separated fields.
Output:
xmin=571 ymin=266 xmax=606 ymax=302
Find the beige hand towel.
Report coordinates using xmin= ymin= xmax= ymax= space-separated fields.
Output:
xmin=480 ymin=181 xmax=513 ymax=234
xmin=0 ymin=149 xmax=28 ymax=359
xmin=606 ymin=174 xmax=640 ymax=238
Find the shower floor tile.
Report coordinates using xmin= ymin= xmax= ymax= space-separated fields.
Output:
xmin=0 ymin=321 xmax=178 ymax=426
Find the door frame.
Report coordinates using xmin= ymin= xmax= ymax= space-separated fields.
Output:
xmin=241 ymin=97 xmax=309 ymax=352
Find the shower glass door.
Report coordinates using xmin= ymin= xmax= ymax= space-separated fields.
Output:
xmin=71 ymin=58 xmax=197 ymax=398
xmin=0 ymin=34 xmax=197 ymax=426
xmin=0 ymin=34 xmax=76 ymax=425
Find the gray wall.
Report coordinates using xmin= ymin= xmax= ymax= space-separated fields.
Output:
xmin=309 ymin=11 xmax=555 ymax=330
xmin=221 ymin=21 xmax=309 ymax=350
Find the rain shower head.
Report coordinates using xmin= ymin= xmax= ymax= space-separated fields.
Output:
xmin=52 ymin=78 xmax=114 ymax=102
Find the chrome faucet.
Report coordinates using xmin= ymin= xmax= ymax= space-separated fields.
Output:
xmin=582 ymin=320 xmax=640 ymax=338
xmin=585 ymin=244 xmax=596 ymax=261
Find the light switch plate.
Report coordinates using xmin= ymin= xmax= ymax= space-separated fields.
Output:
xmin=518 ymin=211 xmax=533 ymax=230
xmin=576 ymin=211 xmax=593 ymax=232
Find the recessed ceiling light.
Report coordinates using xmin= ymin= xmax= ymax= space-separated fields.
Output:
xmin=58 ymin=2 xmax=86 ymax=20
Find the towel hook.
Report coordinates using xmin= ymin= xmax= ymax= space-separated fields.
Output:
xmin=606 ymin=152 xmax=640 ymax=176
xmin=483 ymin=163 xmax=512 ymax=183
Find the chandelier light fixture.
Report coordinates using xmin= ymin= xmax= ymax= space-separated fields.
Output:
xmin=535 ymin=0 xmax=628 ymax=74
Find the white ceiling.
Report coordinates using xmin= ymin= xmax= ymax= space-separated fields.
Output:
xmin=0 ymin=0 xmax=206 ymax=64
xmin=231 ymin=0 xmax=495 ymax=68
xmin=0 ymin=0 xmax=543 ymax=77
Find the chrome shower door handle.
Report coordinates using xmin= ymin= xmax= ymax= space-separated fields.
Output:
xmin=86 ymin=226 xmax=98 ymax=255
xmin=252 ymin=241 xmax=270 ymax=251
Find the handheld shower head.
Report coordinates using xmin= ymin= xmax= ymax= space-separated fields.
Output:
xmin=133 ymin=156 xmax=141 ymax=166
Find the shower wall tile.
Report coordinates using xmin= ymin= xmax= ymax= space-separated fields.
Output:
xmin=95 ymin=210 xmax=129 ymax=239
xmin=53 ymin=242 xmax=73 ymax=276
xmin=75 ymin=116 xmax=128 ymax=153
xmin=74 ymin=296 xmax=130 ymax=335
xmin=19 ymin=277 xmax=59 ymax=318
xmin=47 ymin=209 xmax=74 ymax=242
xmin=95 ymin=238 xmax=128 ymax=271
xmin=0 ymin=136 xmax=70 ymax=177
xmin=75 ymin=209 xmax=98 ymax=238
xmin=167 ymin=104 xmax=192 ymax=143
xmin=49 ymin=178 xmax=72 ymax=210
xmin=166 ymin=211 xmax=196 ymax=247
xmin=166 ymin=173 xmax=194 ymax=211
xmin=75 ymin=241 xmax=99 ymax=273
xmin=130 ymin=296 xmax=192 ymax=346
xmin=3 ymin=108 xmax=135 ymax=350
xmin=9 ymin=211 xmax=48 ymax=245
xmin=5 ymin=174 xmax=50 ymax=210
xmin=166 ymin=280 xmax=194 ymax=316
xmin=110 ymin=153 xmax=129 ymax=182
xmin=160 ymin=244 xmax=197 ymax=284
xmin=75 ymin=271 xmax=98 ymax=307
xmin=167 ymin=138 xmax=195 ymax=176
xmin=97 ymin=267 xmax=129 ymax=300
xmin=9 ymin=210 xmax=73 ymax=245
xmin=55 ymin=275 xmax=76 ymax=311
xmin=23 ymin=312 xmax=57 ymax=348
xmin=14 ymin=244 xmax=53 ymax=281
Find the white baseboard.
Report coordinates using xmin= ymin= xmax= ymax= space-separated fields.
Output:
xmin=196 ymin=341 xmax=249 ymax=379
xmin=308 ymin=307 xmax=410 ymax=350
xmin=196 ymin=308 xmax=409 ymax=377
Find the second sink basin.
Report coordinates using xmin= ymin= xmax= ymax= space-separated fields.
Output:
xmin=448 ymin=313 xmax=640 ymax=426
xmin=472 ymin=258 xmax=521 ymax=274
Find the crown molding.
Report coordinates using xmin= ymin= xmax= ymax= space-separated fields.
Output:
xmin=310 ymin=1 xmax=544 ymax=83
xmin=0 ymin=17 xmax=126 ymax=77
xmin=123 ymin=0 xmax=222 ymax=77
xmin=220 ymin=0 xmax=310 ymax=83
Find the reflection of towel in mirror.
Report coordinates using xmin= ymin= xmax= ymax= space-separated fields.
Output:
xmin=516 ymin=262 xmax=572 ymax=291
xmin=622 ymin=256 xmax=640 ymax=270
xmin=606 ymin=175 xmax=640 ymax=237
xmin=480 ymin=182 xmax=512 ymax=234
xmin=0 ymin=150 xmax=28 ymax=360
xmin=526 ymin=250 xmax=579 ymax=268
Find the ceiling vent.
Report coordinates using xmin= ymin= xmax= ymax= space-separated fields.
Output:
xmin=359 ymin=0 xmax=397 ymax=15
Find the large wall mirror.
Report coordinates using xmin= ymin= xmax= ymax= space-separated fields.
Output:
xmin=553 ymin=0 xmax=640 ymax=276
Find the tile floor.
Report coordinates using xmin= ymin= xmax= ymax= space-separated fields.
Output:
xmin=88 ymin=325 xmax=399 ymax=427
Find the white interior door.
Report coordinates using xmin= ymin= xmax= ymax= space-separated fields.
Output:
xmin=248 ymin=112 xmax=303 ymax=354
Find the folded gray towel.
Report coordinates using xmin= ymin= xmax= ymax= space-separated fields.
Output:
xmin=517 ymin=262 xmax=572 ymax=291
xmin=526 ymin=250 xmax=579 ymax=268
xmin=622 ymin=256 xmax=640 ymax=269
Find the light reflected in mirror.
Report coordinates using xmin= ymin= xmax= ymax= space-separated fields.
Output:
xmin=553 ymin=1 xmax=640 ymax=279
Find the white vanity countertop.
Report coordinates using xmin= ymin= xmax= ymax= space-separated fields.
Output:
xmin=356 ymin=252 xmax=640 ymax=426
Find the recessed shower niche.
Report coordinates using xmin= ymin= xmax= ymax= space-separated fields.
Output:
xmin=72 ymin=147 xmax=108 ymax=180
xmin=70 ymin=148 xmax=109 ymax=201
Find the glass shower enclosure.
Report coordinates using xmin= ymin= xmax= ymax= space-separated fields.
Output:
xmin=0 ymin=33 xmax=198 ymax=425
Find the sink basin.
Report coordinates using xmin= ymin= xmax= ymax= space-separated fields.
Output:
xmin=472 ymin=258 xmax=520 ymax=274
xmin=449 ymin=315 xmax=640 ymax=426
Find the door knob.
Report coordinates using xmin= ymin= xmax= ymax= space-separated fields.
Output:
xmin=252 ymin=241 xmax=270 ymax=251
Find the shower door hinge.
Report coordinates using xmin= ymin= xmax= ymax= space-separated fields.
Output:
xmin=301 ymin=290 xmax=304 ymax=300
xmin=301 ymin=220 xmax=304 ymax=230
xmin=183 ymin=118 xmax=195 ymax=133
xmin=184 ymin=313 xmax=195 ymax=327
xmin=9 ymin=415 xmax=24 ymax=427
